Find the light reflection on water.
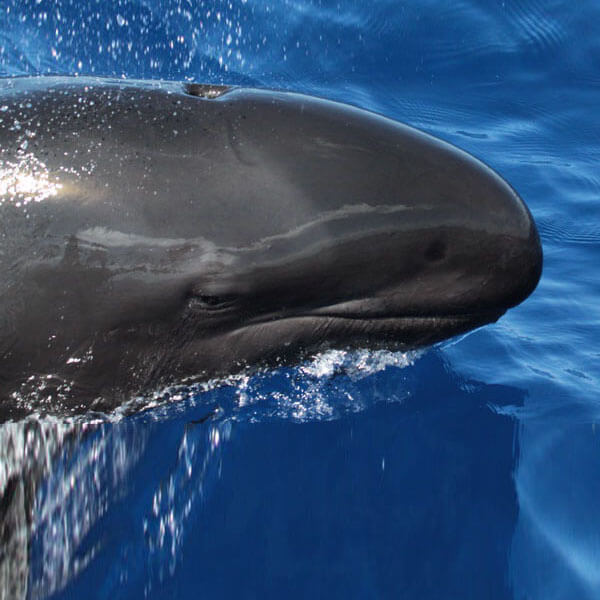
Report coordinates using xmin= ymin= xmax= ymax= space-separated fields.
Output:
xmin=510 ymin=422 xmax=600 ymax=600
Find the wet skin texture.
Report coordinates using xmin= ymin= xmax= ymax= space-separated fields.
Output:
xmin=0 ymin=77 xmax=542 ymax=420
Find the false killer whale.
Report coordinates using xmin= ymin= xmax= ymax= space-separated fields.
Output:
xmin=0 ymin=77 xmax=542 ymax=420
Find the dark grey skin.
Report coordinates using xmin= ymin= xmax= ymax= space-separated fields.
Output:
xmin=0 ymin=77 xmax=542 ymax=421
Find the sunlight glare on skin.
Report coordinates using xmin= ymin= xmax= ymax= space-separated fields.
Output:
xmin=0 ymin=154 xmax=62 ymax=206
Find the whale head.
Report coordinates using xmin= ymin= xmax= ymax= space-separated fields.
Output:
xmin=166 ymin=88 xmax=542 ymax=367
xmin=0 ymin=78 xmax=542 ymax=416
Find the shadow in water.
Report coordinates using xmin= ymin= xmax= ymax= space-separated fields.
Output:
xmin=0 ymin=350 xmax=524 ymax=599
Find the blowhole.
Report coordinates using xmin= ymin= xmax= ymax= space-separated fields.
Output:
xmin=184 ymin=83 xmax=232 ymax=99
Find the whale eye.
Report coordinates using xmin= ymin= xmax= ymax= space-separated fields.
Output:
xmin=425 ymin=238 xmax=447 ymax=262
xmin=187 ymin=290 xmax=237 ymax=312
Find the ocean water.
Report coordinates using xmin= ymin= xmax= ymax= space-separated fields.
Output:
xmin=0 ymin=1 xmax=599 ymax=599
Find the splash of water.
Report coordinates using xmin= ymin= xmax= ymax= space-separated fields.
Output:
xmin=0 ymin=348 xmax=419 ymax=599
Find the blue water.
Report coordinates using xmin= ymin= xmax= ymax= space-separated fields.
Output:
xmin=1 ymin=1 xmax=599 ymax=599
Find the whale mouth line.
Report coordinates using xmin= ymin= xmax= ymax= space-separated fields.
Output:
xmin=239 ymin=308 xmax=506 ymax=343
xmin=215 ymin=308 xmax=508 ymax=361
xmin=303 ymin=308 xmax=505 ymax=324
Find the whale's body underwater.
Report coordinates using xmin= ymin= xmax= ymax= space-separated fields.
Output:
xmin=0 ymin=77 xmax=542 ymax=420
